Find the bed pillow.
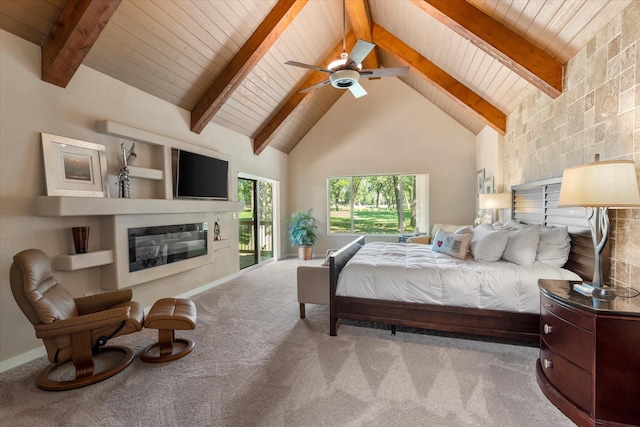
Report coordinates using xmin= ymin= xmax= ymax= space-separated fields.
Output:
xmin=501 ymin=224 xmax=541 ymax=266
xmin=454 ymin=225 xmax=474 ymax=235
xmin=321 ymin=250 xmax=336 ymax=266
xmin=470 ymin=225 xmax=509 ymax=262
xmin=537 ymin=226 xmax=571 ymax=267
xmin=432 ymin=229 xmax=472 ymax=260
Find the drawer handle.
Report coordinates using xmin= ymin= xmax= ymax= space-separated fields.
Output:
xmin=544 ymin=359 xmax=553 ymax=369
xmin=543 ymin=324 xmax=553 ymax=334
xmin=544 ymin=303 xmax=553 ymax=308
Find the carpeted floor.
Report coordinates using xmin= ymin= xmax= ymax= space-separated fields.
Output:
xmin=0 ymin=257 xmax=574 ymax=426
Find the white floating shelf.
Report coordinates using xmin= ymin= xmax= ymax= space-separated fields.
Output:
xmin=53 ymin=250 xmax=114 ymax=271
xmin=128 ymin=166 xmax=163 ymax=180
xmin=36 ymin=196 xmax=244 ymax=217
xmin=212 ymin=239 xmax=232 ymax=251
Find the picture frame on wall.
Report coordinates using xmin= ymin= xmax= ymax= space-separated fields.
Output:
xmin=41 ymin=133 xmax=110 ymax=197
xmin=476 ymin=169 xmax=485 ymax=195
xmin=484 ymin=176 xmax=495 ymax=195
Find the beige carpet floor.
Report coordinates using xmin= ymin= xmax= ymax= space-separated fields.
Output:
xmin=0 ymin=257 xmax=574 ymax=426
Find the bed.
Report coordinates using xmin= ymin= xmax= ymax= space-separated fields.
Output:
xmin=328 ymin=178 xmax=608 ymax=343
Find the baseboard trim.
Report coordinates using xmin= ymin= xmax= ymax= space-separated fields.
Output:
xmin=0 ymin=346 xmax=47 ymax=373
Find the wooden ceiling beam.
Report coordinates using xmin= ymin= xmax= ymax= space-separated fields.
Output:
xmin=410 ymin=0 xmax=562 ymax=98
xmin=190 ymin=0 xmax=308 ymax=134
xmin=253 ymin=32 xmax=358 ymax=155
xmin=41 ymin=0 xmax=121 ymax=88
xmin=344 ymin=0 xmax=379 ymax=69
xmin=373 ymin=24 xmax=506 ymax=134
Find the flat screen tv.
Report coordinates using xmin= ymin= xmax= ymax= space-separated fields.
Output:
xmin=175 ymin=149 xmax=229 ymax=200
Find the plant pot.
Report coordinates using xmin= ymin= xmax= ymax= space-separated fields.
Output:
xmin=298 ymin=246 xmax=313 ymax=260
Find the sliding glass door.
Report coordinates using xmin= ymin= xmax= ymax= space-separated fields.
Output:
xmin=238 ymin=177 xmax=274 ymax=269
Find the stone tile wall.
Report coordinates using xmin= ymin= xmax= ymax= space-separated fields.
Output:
xmin=504 ymin=1 xmax=640 ymax=289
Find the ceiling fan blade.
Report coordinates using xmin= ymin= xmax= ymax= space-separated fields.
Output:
xmin=345 ymin=39 xmax=375 ymax=69
xmin=348 ymin=82 xmax=367 ymax=98
xmin=360 ymin=66 xmax=410 ymax=78
xmin=285 ymin=61 xmax=333 ymax=74
xmin=298 ymin=79 xmax=331 ymax=93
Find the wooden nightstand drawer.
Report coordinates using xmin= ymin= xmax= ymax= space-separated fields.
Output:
xmin=540 ymin=340 xmax=592 ymax=414
xmin=541 ymin=293 xmax=593 ymax=331
xmin=541 ymin=303 xmax=593 ymax=372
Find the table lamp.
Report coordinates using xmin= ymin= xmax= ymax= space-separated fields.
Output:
xmin=558 ymin=159 xmax=640 ymax=299
xmin=479 ymin=192 xmax=512 ymax=223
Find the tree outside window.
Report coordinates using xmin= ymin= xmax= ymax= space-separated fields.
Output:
xmin=328 ymin=174 xmax=425 ymax=235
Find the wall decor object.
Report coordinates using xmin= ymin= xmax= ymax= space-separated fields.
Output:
xmin=71 ymin=226 xmax=90 ymax=254
xmin=476 ymin=169 xmax=485 ymax=195
xmin=484 ymin=176 xmax=495 ymax=195
xmin=118 ymin=142 xmax=131 ymax=198
xmin=41 ymin=133 xmax=110 ymax=197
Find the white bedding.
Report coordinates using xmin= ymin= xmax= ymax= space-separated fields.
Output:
xmin=336 ymin=242 xmax=581 ymax=314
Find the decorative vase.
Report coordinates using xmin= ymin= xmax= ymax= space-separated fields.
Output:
xmin=72 ymin=227 xmax=90 ymax=254
xmin=298 ymin=246 xmax=312 ymax=260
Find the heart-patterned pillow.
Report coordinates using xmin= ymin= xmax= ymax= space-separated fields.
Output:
xmin=431 ymin=229 xmax=472 ymax=260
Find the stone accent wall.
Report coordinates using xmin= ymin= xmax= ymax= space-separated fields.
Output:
xmin=504 ymin=1 xmax=640 ymax=289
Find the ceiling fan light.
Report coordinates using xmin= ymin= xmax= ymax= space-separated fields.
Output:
xmin=330 ymin=69 xmax=360 ymax=89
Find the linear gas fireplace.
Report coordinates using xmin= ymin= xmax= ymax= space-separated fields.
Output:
xmin=128 ymin=222 xmax=207 ymax=272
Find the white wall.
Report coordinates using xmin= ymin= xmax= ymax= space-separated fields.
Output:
xmin=0 ymin=30 xmax=288 ymax=367
xmin=476 ymin=126 xmax=505 ymax=191
xmin=288 ymin=77 xmax=476 ymax=254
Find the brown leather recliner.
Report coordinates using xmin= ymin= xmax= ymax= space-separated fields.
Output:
xmin=10 ymin=248 xmax=144 ymax=391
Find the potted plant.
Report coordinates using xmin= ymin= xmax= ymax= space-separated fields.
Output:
xmin=288 ymin=209 xmax=318 ymax=260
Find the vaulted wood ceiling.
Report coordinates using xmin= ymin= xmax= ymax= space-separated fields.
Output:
xmin=0 ymin=0 xmax=631 ymax=154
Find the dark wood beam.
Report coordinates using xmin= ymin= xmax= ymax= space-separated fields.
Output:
xmin=344 ymin=0 xmax=379 ymax=70
xmin=253 ymin=32 xmax=358 ymax=155
xmin=41 ymin=0 xmax=121 ymax=88
xmin=190 ymin=0 xmax=308 ymax=134
xmin=410 ymin=0 xmax=562 ymax=98
xmin=373 ymin=24 xmax=506 ymax=134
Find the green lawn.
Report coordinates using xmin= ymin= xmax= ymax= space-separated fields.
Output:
xmin=330 ymin=209 xmax=414 ymax=234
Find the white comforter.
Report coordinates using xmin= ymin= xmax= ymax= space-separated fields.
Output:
xmin=336 ymin=242 xmax=581 ymax=314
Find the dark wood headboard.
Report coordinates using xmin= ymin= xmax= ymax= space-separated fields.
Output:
xmin=511 ymin=178 xmax=607 ymax=282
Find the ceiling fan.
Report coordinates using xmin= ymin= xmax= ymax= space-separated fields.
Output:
xmin=284 ymin=2 xmax=409 ymax=98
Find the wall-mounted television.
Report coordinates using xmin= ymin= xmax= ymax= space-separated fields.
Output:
xmin=174 ymin=149 xmax=229 ymax=200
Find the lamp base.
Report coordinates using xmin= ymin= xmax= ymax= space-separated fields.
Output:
xmin=592 ymin=284 xmax=617 ymax=300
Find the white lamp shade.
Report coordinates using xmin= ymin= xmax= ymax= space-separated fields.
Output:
xmin=479 ymin=193 xmax=511 ymax=209
xmin=558 ymin=160 xmax=640 ymax=208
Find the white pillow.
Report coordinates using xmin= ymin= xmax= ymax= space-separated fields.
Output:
xmin=432 ymin=229 xmax=472 ymax=260
xmin=503 ymin=220 xmax=526 ymax=230
xmin=502 ymin=224 xmax=541 ymax=266
xmin=470 ymin=225 xmax=509 ymax=262
xmin=537 ymin=226 xmax=570 ymax=267
xmin=455 ymin=225 xmax=474 ymax=235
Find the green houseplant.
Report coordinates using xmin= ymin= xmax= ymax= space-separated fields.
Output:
xmin=288 ymin=209 xmax=318 ymax=260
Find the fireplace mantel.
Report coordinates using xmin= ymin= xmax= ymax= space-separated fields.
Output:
xmin=36 ymin=196 xmax=244 ymax=216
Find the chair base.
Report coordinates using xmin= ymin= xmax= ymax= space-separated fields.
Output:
xmin=35 ymin=345 xmax=134 ymax=391
xmin=140 ymin=337 xmax=194 ymax=363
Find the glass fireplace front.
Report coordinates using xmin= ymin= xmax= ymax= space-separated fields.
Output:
xmin=128 ymin=222 xmax=207 ymax=272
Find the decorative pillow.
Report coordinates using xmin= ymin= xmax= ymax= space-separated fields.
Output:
xmin=321 ymin=250 xmax=336 ymax=266
xmin=501 ymin=224 xmax=541 ymax=266
xmin=470 ymin=225 xmax=509 ymax=262
xmin=432 ymin=229 xmax=472 ymax=260
xmin=537 ymin=226 xmax=571 ymax=267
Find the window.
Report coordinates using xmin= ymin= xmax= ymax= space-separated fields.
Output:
xmin=328 ymin=174 xmax=428 ymax=235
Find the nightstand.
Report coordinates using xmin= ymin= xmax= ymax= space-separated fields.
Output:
xmin=537 ymin=279 xmax=640 ymax=427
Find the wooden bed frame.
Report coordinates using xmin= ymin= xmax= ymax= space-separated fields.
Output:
xmin=329 ymin=178 xmax=606 ymax=343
